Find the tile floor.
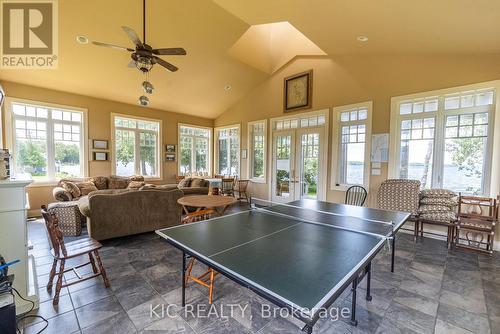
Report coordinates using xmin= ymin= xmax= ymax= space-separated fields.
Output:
xmin=22 ymin=206 xmax=500 ymax=334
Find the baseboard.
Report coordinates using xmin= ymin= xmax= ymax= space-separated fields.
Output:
xmin=399 ymin=221 xmax=500 ymax=252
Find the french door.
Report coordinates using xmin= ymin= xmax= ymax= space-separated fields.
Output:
xmin=271 ymin=127 xmax=325 ymax=203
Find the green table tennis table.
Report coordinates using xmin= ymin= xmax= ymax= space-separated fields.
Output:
xmin=156 ymin=199 xmax=410 ymax=333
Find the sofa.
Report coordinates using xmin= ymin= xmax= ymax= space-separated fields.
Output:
xmin=77 ymin=188 xmax=183 ymax=241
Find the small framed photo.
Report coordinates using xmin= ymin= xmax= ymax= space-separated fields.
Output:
xmin=166 ymin=144 xmax=175 ymax=153
xmin=93 ymin=140 xmax=108 ymax=150
xmin=241 ymin=149 xmax=248 ymax=159
xmin=165 ymin=153 xmax=176 ymax=162
xmin=284 ymin=70 xmax=313 ymax=112
xmin=93 ymin=152 xmax=108 ymax=161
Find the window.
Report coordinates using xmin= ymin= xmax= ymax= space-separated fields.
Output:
xmin=391 ymin=85 xmax=495 ymax=194
xmin=178 ymin=125 xmax=211 ymax=175
xmin=248 ymin=120 xmax=267 ymax=182
xmin=7 ymin=99 xmax=86 ymax=181
xmin=215 ymin=125 xmax=240 ymax=176
xmin=332 ymin=102 xmax=372 ymax=188
xmin=112 ymin=115 xmax=161 ymax=178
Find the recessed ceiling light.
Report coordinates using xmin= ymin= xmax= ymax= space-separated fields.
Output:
xmin=224 ymin=84 xmax=232 ymax=91
xmin=356 ymin=36 xmax=369 ymax=42
xmin=76 ymin=35 xmax=89 ymax=44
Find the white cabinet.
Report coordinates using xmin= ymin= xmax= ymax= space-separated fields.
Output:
xmin=0 ymin=177 xmax=39 ymax=313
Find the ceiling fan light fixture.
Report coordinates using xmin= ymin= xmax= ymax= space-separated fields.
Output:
xmin=142 ymin=81 xmax=154 ymax=94
xmin=135 ymin=56 xmax=153 ymax=72
xmin=138 ymin=95 xmax=150 ymax=106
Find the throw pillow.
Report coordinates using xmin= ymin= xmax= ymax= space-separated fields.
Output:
xmin=128 ymin=180 xmax=145 ymax=189
xmin=190 ymin=178 xmax=206 ymax=188
xmin=420 ymin=188 xmax=457 ymax=198
xmin=108 ymin=175 xmax=131 ymax=189
xmin=61 ymin=181 xmax=81 ymax=199
xmin=418 ymin=204 xmax=456 ymax=214
xmin=420 ymin=197 xmax=458 ymax=207
xmin=76 ymin=181 xmax=98 ymax=196
xmin=129 ymin=175 xmax=145 ymax=182
xmin=178 ymin=177 xmax=192 ymax=188
xmin=90 ymin=176 xmax=108 ymax=190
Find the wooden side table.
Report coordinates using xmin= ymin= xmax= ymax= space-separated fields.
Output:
xmin=177 ymin=195 xmax=237 ymax=216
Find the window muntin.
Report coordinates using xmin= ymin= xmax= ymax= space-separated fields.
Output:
xmin=336 ymin=106 xmax=370 ymax=187
xmin=113 ymin=115 xmax=160 ymax=177
xmin=10 ymin=102 xmax=85 ymax=181
xmin=249 ymin=121 xmax=266 ymax=181
xmin=216 ymin=126 xmax=240 ymax=176
xmin=178 ymin=125 xmax=211 ymax=175
xmin=274 ymin=114 xmax=325 ymax=130
xmin=394 ymin=87 xmax=494 ymax=194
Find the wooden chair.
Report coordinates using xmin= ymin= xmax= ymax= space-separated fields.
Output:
xmin=454 ymin=194 xmax=498 ymax=254
xmin=40 ymin=205 xmax=110 ymax=305
xmin=234 ymin=179 xmax=250 ymax=203
xmin=345 ymin=185 xmax=367 ymax=206
xmin=221 ymin=178 xmax=235 ymax=197
xmin=182 ymin=209 xmax=219 ymax=304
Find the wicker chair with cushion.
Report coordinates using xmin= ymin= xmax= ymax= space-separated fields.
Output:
xmin=377 ymin=179 xmax=421 ymax=237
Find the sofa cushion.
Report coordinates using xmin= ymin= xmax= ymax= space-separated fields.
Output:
xmin=420 ymin=197 xmax=458 ymax=207
xmin=190 ymin=178 xmax=207 ymax=188
xmin=109 ymin=175 xmax=131 ymax=189
xmin=130 ymin=175 xmax=145 ymax=182
xmin=420 ymin=211 xmax=457 ymax=223
xmin=418 ymin=205 xmax=455 ymax=214
xmin=178 ymin=177 xmax=192 ymax=188
xmin=76 ymin=181 xmax=98 ymax=196
xmin=140 ymin=184 xmax=178 ymax=191
xmin=77 ymin=196 xmax=90 ymax=217
xmin=128 ymin=180 xmax=145 ymax=189
xmin=90 ymin=176 xmax=108 ymax=190
xmin=61 ymin=181 xmax=81 ymax=198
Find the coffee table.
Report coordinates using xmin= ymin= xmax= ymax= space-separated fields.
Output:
xmin=177 ymin=195 xmax=237 ymax=216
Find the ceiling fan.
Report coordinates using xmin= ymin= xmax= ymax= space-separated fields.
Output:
xmin=91 ymin=0 xmax=186 ymax=73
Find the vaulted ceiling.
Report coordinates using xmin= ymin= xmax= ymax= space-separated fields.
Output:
xmin=1 ymin=0 xmax=499 ymax=119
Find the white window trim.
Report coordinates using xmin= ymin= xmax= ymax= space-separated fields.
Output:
xmin=268 ymin=108 xmax=330 ymax=201
xmin=247 ymin=119 xmax=267 ymax=183
xmin=177 ymin=123 xmax=212 ymax=176
xmin=110 ymin=113 xmax=162 ymax=180
xmin=214 ymin=124 xmax=241 ymax=177
xmin=331 ymin=101 xmax=372 ymax=191
xmin=4 ymin=96 xmax=89 ymax=185
xmin=389 ymin=80 xmax=500 ymax=196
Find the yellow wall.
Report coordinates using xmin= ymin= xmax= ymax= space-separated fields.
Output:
xmin=0 ymin=81 xmax=213 ymax=216
xmin=215 ymin=54 xmax=500 ymax=206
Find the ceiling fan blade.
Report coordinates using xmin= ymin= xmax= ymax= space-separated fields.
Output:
xmin=122 ymin=26 xmax=143 ymax=47
xmin=92 ymin=41 xmax=134 ymax=52
xmin=152 ymin=48 xmax=187 ymax=56
xmin=154 ymin=56 xmax=178 ymax=72
xmin=127 ymin=60 xmax=136 ymax=68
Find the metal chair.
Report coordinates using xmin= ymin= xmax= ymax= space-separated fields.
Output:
xmin=345 ymin=185 xmax=367 ymax=206
xmin=40 ymin=205 xmax=110 ymax=305
xmin=182 ymin=209 xmax=219 ymax=303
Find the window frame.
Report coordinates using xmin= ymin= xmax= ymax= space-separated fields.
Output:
xmin=4 ymin=97 xmax=88 ymax=185
xmin=331 ymin=101 xmax=372 ymax=190
xmin=177 ymin=123 xmax=212 ymax=176
xmin=111 ymin=113 xmax=162 ymax=179
xmin=389 ymin=81 xmax=498 ymax=195
xmin=247 ymin=119 xmax=267 ymax=183
xmin=214 ymin=124 xmax=241 ymax=177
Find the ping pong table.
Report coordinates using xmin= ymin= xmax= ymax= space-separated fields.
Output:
xmin=156 ymin=199 xmax=410 ymax=333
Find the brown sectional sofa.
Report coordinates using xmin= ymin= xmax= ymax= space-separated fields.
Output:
xmin=51 ymin=175 xmax=210 ymax=240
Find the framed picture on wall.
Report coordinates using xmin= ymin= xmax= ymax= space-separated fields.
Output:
xmin=92 ymin=140 xmax=108 ymax=150
xmin=166 ymin=144 xmax=175 ymax=153
xmin=284 ymin=70 xmax=313 ymax=112
xmin=93 ymin=152 xmax=108 ymax=161
xmin=165 ymin=153 xmax=176 ymax=162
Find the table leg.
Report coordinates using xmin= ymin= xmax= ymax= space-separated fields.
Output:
xmin=350 ymin=276 xmax=358 ymax=326
xmin=391 ymin=235 xmax=396 ymax=273
xmin=216 ymin=205 xmax=229 ymax=216
xmin=181 ymin=252 xmax=187 ymax=307
xmin=365 ymin=262 xmax=372 ymax=301
xmin=182 ymin=205 xmax=190 ymax=215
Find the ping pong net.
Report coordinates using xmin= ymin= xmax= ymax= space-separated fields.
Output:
xmin=250 ymin=198 xmax=395 ymax=241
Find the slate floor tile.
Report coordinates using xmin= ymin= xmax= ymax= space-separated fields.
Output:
xmin=437 ymin=303 xmax=490 ymax=334
xmin=384 ymin=301 xmax=435 ymax=334
xmin=75 ymin=296 xmax=124 ymax=330
xmin=80 ymin=310 xmax=136 ymax=334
